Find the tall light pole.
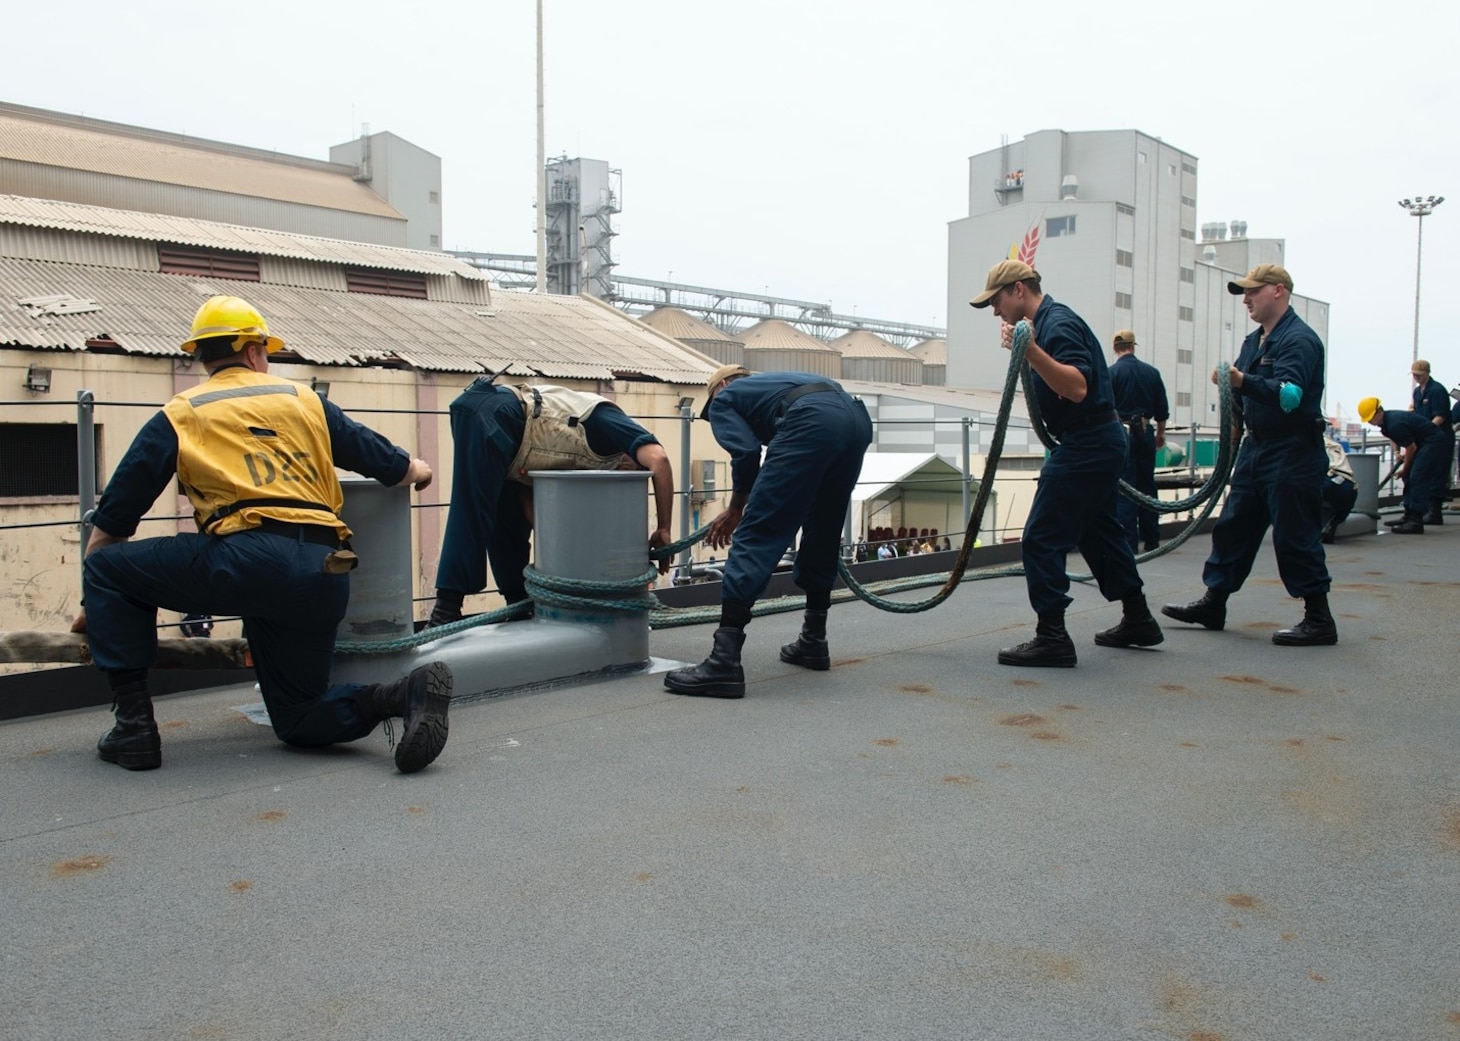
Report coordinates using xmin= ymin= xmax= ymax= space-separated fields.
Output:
xmin=535 ymin=0 xmax=547 ymax=293
xmin=1398 ymin=195 xmax=1444 ymax=363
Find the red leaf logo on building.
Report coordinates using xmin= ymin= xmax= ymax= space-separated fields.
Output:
xmin=1017 ymin=222 xmax=1040 ymax=268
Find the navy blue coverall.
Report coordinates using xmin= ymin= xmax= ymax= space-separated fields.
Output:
xmin=1381 ymin=409 xmax=1448 ymax=517
xmin=1412 ymin=376 xmax=1454 ymax=512
xmin=84 ymin=400 xmax=410 ymax=747
xmin=1110 ymin=352 xmax=1170 ymax=552
xmin=1022 ymin=298 xmax=1143 ymax=616
xmin=1201 ymin=307 xmax=1330 ymax=599
xmin=435 ymin=378 xmax=659 ymax=602
xmin=707 ymin=373 xmax=872 ymax=608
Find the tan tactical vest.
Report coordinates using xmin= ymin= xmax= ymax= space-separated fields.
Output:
xmin=163 ymin=368 xmax=349 ymax=539
xmin=506 ymin=385 xmax=626 ymax=484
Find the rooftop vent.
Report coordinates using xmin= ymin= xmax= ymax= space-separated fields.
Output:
xmin=1060 ymin=175 xmax=1079 ymax=200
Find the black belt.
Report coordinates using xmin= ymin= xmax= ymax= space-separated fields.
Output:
xmin=255 ymin=519 xmax=343 ymax=547
xmin=1121 ymin=414 xmax=1151 ymax=425
xmin=1058 ymin=410 xmax=1119 ymax=434
xmin=775 ymin=382 xmax=838 ymax=417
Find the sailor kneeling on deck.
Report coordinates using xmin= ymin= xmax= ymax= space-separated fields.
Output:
xmin=73 ymin=296 xmax=451 ymax=773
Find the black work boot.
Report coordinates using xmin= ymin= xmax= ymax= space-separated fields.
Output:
xmin=1160 ymin=589 xmax=1228 ymax=630
xmin=360 ymin=662 xmax=453 ymax=773
xmin=1272 ymin=595 xmax=1338 ymax=646
xmin=1320 ymin=516 xmax=1339 ymax=544
xmin=1392 ymin=512 xmax=1425 ymax=535
xmin=998 ymin=611 xmax=1077 ymax=668
xmin=1421 ymin=506 xmax=1444 ymax=526
xmin=97 ymin=681 xmax=161 ymax=771
xmin=425 ymin=590 xmax=464 ymax=629
xmin=780 ymin=609 xmax=830 ymax=670
xmin=665 ymin=627 xmax=747 ymax=698
xmin=1094 ymin=594 xmax=1165 ymax=648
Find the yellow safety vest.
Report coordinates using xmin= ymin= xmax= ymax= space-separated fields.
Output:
xmin=506 ymin=384 xmax=626 ymax=484
xmin=163 ymin=367 xmax=349 ymax=539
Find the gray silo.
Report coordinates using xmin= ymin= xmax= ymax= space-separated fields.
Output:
xmin=910 ymin=338 xmax=947 ymax=386
xmin=637 ymin=307 xmax=744 ymax=365
xmin=829 ymin=329 xmax=924 ymax=385
xmin=738 ymin=319 xmax=841 ymax=378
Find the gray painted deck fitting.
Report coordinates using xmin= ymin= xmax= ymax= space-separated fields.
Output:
xmin=3 ymin=523 xmax=1457 ymax=1040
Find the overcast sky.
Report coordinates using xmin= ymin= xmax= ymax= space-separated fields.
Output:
xmin=8 ymin=0 xmax=1457 ymax=420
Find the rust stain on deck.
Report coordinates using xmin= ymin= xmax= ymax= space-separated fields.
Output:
xmin=1057 ymin=704 xmax=1081 ymax=712
xmin=162 ymin=721 xmax=188 ymax=730
xmin=897 ymin=683 xmax=934 ymax=695
xmin=1219 ymin=675 xmax=1264 ymax=685
xmin=53 ymin=854 xmax=111 ymax=876
xmin=1222 ymin=893 xmax=1260 ymax=910
xmin=254 ymin=810 xmax=287 ymax=823
xmin=873 ymin=738 xmax=900 ymax=747
xmin=29 ymin=748 xmax=52 ymax=756
xmin=1030 ymin=731 xmax=1065 ymax=742
xmin=230 ymin=880 xmax=252 ymax=893
xmin=1000 ymin=713 xmax=1047 ymax=727
xmin=633 ymin=872 xmax=653 ymax=883
xmin=1268 ymin=684 xmax=1302 ymax=694
xmin=1010 ymin=678 xmax=1040 ymax=687
xmin=407 ymin=806 xmax=425 ymax=815
xmin=1160 ymin=683 xmax=1188 ymax=693
xmin=941 ymin=775 xmax=976 ymax=785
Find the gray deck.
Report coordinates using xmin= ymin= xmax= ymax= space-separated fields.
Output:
xmin=3 ymin=524 xmax=1457 ymax=1041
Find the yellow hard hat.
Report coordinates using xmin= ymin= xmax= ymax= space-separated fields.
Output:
xmin=1357 ymin=397 xmax=1380 ymax=423
xmin=180 ymin=296 xmax=285 ymax=354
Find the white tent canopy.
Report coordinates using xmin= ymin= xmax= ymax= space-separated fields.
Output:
xmin=850 ymin=452 xmax=985 ymax=542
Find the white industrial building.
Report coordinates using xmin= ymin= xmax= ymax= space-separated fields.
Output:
xmin=947 ymin=129 xmax=1330 ymax=429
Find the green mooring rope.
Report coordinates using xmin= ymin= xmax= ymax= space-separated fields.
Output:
xmin=336 ymin=321 xmax=1242 ymax=648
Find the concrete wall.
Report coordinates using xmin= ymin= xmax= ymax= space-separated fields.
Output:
xmin=0 ymin=349 xmax=725 ymax=637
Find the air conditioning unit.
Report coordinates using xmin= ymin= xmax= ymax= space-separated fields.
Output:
xmin=691 ymin=459 xmax=721 ymax=506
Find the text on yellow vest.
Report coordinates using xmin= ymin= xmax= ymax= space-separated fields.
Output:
xmin=507 ymin=384 xmax=626 ymax=483
xmin=163 ymin=368 xmax=349 ymax=539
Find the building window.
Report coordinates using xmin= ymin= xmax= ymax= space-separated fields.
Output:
xmin=0 ymin=423 xmax=100 ymax=498
xmin=1177 ymin=348 xmax=1193 ymax=364
xmin=1182 ymin=161 xmax=1198 ymax=175
xmin=1138 ymin=150 xmax=1148 ymax=164
xmin=1179 ymin=306 xmax=1195 ymax=322
xmin=429 ymin=234 xmax=440 ymax=247
xmin=1181 ymin=195 xmax=1197 ymax=208
xmin=1116 ymin=202 xmax=1136 ymax=216
xmin=1115 ymin=249 xmax=1134 ymax=267
xmin=1180 ymin=228 xmax=1196 ymax=241
xmin=1224 ymin=322 xmax=1232 ymax=331
xmin=429 ymin=190 xmax=440 ymax=204
xmin=1046 ymin=215 xmax=1077 ymax=237
xmin=1180 ymin=267 xmax=1195 ymax=283
xmin=1114 ymin=292 xmax=1133 ymax=310
xmin=1176 ymin=391 xmax=1192 ymax=407
xmin=1168 ymin=164 xmax=1177 ymax=176
xmin=159 ymin=245 xmax=260 ymax=282
xmin=344 ymin=268 xmax=429 ymax=299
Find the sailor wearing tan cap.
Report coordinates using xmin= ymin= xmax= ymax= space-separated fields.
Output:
xmin=1109 ymin=329 xmax=1170 ymax=553
xmin=1163 ymin=264 xmax=1336 ymax=645
xmin=969 ymin=260 xmax=1162 ymax=667
xmin=1408 ymin=359 xmax=1453 ymax=524
xmin=664 ymin=366 xmax=872 ymax=698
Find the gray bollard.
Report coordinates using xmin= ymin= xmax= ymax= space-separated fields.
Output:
xmin=337 ymin=476 xmax=415 ymax=641
xmin=330 ymin=470 xmax=653 ymax=699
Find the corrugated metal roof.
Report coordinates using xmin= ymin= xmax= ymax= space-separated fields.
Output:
xmin=737 ymin=319 xmax=838 ymax=353
xmin=0 ymin=194 xmax=482 ymax=278
xmin=828 ymin=329 xmax=917 ymax=361
xmin=0 ymin=257 xmax=720 ymax=380
xmin=910 ymin=338 xmax=947 ymax=365
xmin=637 ymin=307 xmax=741 ymax=342
xmin=0 ymin=112 xmax=402 ymax=219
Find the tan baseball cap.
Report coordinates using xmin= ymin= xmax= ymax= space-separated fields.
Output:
xmin=1113 ymin=330 xmax=1137 ymax=348
xmin=1227 ymin=263 xmax=1293 ymax=295
xmin=701 ymin=364 xmax=750 ymax=419
xmin=1412 ymin=359 xmax=1430 ymax=376
xmin=969 ymin=260 xmax=1039 ymax=308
